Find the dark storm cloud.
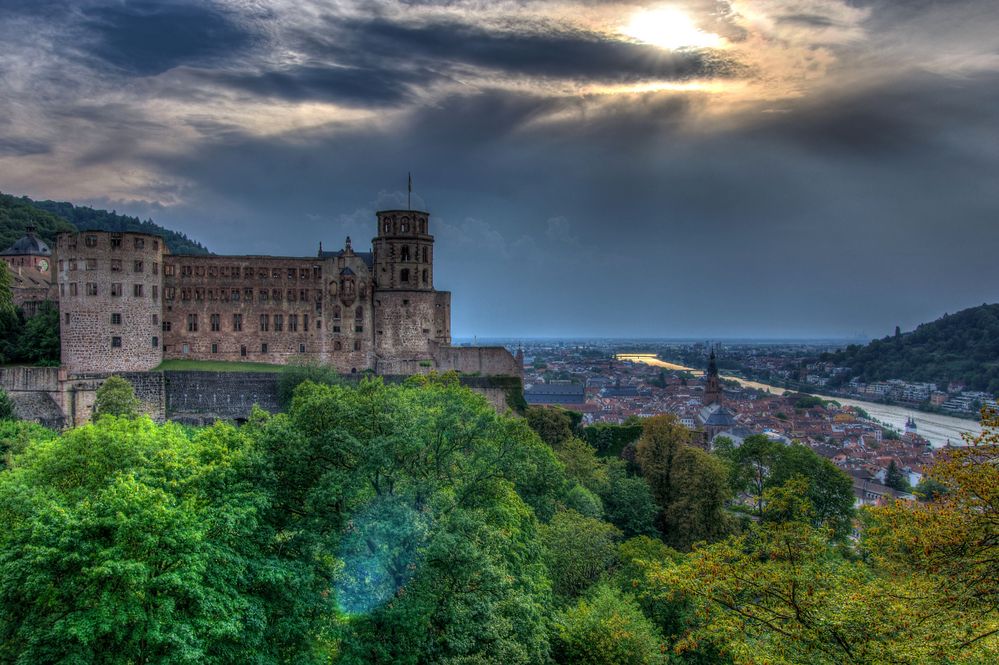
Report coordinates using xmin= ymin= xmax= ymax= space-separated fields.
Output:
xmin=0 ymin=137 xmax=51 ymax=157
xmin=80 ymin=0 xmax=254 ymax=76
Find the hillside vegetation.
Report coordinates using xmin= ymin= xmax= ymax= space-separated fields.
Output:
xmin=0 ymin=375 xmax=994 ymax=664
xmin=823 ymin=304 xmax=999 ymax=392
xmin=0 ymin=191 xmax=209 ymax=255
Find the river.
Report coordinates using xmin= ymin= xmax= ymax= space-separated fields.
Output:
xmin=616 ymin=354 xmax=982 ymax=448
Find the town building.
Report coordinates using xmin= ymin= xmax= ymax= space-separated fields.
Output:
xmin=1 ymin=226 xmax=54 ymax=316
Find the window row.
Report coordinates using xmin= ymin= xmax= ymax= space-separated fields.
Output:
xmin=60 ymin=282 xmax=158 ymax=299
xmin=191 ymin=340 xmax=362 ymax=355
xmin=168 ymin=313 xmax=317 ymax=333
xmin=60 ymin=258 xmax=158 ymax=274
xmin=165 ymin=264 xmax=322 ymax=281
xmin=393 ymin=245 xmax=430 ymax=263
xmin=164 ymin=287 xmax=322 ymax=303
xmin=110 ymin=336 xmax=159 ymax=349
xmin=69 ymin=235 xmax=159 ymax=251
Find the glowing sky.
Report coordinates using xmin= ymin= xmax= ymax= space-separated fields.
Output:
xmin=2 ymin=1 xmax=999 ymax=337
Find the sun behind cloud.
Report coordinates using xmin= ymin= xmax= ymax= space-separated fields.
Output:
xmin=621 ymin=6 xmax=724 ymax=50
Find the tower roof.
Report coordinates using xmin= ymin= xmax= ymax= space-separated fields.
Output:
xmin=1 ymin=227 xmax=51 ymax=256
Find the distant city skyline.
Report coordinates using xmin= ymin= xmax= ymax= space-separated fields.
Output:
xmin=2 ymin=1 xmax=998 ymax=338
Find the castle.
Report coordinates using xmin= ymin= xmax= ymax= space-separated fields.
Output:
xmin=0 ymin=209 xmax=521 ymax=427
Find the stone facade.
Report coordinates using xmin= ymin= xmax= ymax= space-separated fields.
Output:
xmin=2 ymin=226 xmax=55 ymax=314
xmin=55 ymin=231 xmax=165 ymax=373
xmin=54 ymin=209 xmax=518 ymax=379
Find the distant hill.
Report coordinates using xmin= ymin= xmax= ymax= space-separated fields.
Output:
xmin=0 ymin=191 xmax=209 ymax=255
xmin=822 ymin=304 xmax=999 ymax=393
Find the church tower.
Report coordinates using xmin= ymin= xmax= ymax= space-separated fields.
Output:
xmin=704 ymin=349 xmax=722 ymax=405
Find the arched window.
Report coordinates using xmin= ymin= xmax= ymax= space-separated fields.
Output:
xmin=401 ymin=246 xmax=410 ymax=261
xmin=400 ymin=268 xmax=410 ymax=283
xmin=422 ymin=247 xmax=428 ymax=263
xmin=355 ymin=306 xmax=363 ymax=320
xmin=383 ymin=221 xmax=390 ymax=233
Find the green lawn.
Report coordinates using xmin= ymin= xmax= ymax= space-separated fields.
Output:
xmin=153 ymin=359 xmax=285 ymax=373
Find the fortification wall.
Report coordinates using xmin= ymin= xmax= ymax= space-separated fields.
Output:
xmin=164 ymin=371 xmax=282 ymax=423
xmin=430 ymin=344 xmax=523 ymax=377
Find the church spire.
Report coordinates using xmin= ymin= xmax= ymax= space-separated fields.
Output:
xmin=704 ymin=348 xmax=722 ymax=406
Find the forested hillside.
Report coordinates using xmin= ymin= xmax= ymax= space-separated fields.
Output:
xmin=0 ymin=191 xmax=209 ymax=255
xmin=0 ymin=373 xmax=995 ymax=664
xmin=823 ymin=304 xmax=999 ymax=392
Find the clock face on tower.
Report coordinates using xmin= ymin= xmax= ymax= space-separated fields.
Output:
xmin=37 ymin=259 xmax=49 ymax=272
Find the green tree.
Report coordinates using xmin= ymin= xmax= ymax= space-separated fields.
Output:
xmin=884 ymin=459 xmax=911 ymax=492
xmin=599 ymin=463 xmax=659 ymax=538
xmin=14 ymin=300 xmax=60 ymax=364
xmin=526 ymin=405 xmax=575 ymax=447
xmin=553 ymin=583 xmax=666 ymax=665
xmin=276 ymin=359 xmax=340 ymax=408
xmin=0 ymin=419 xmax=53 ymax=471
xmin=0 ymin=389 xmax=14 ymax=422
xmin=636 ymin=415 xmax=731 ymax=550
xmin=540 ymin=509 xmax=621 ymax=601
xmin=0 ymin=262 xmax=14 ymax=317
xmin=93 ymin=375 xmax=140 ymax=419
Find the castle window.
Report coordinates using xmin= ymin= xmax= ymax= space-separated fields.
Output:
xmin=163 ymin=321 xmax=171 ymax=332
xmin=422 ymin=328 xmax=430 ymax=334
xmin=299 ymin=269 xmax=308 ymax=280
xmin=86 ymin=258 xmax=97 ymax=270
xmin=208 ymin=266 xmax=218 ymax=278
xmin=355 ymin=325 xmax=363 ymax=333
xmin=274 ymin=314 xmax=284 ymax=332
xmin=401 ymin=221 xmax=409 ymax=232
xmin=288 ymin=315 xmax=298 ymax=332
xmin=303 ymin=314 xmax=309 ymax=329
xmin=316 ymin=320 xmax=321 ymax=330
xmin=287 ymin=289 xmax=296 ymax=302
xmin=272 ymin=289 xmax=281 ymax=302
xmin=134 ymin=238 xmax=145 ymax=250
xmin=211 ymin=313 xmax=221 ymax=331
xmin=59 ymin=260 xmax=64 ymax=271
xmin=134 ymin=260 xmax=143 ymax=273
xmin=86 ymin=282 xmax=98 ymax=296
xmin=240 ymin=345 xmax=247 ymax=357
xmin=423 ymin=247 xmax=428 ymax=263
xmin=402 ymin=299 xmax=409 ymax=306
xmin=288 ymin=268 xmax=295 ymax=280
xmin=333 ymin=306 xmax=341 ymax=319
xmin=152 ymin=286 xmax=158 ymax=300
xmin=196 ymin=266 xmax=205 ymax=277
xmin=299 ymin=343 xmax=306 ymax=353
xmin=333 ymin=325 xmax=341 ymax=333
xmin=152 ymin=262 xmax=158 ymax=275
xmin=183 ymin=344 xmax=190 ymax=354
xmin=111 ymin=336 xmax=122 ymax=348
xmin=313 ymin=266 xmax=321 ymax=280
xmin=187 ymin=314 xmax=198 ymax=332
xmin=182 ymin=265 xmax=193 ymax=277
xmin=401 ymin=246 xmax=410 ymax=261
xmin=400 ymin=269 xmax=410 ymax=283
xmin=164 ymin=264 xmax=175 ymax=276
xmin=299 ymin=289 xmax=307 ymax=301
xmin=219 ymin=289 xmax=229 ymax=302
xmin=153 ymin=240 xmax=159 ymax=250
xmin=244 ymin=288 xmax=253 ymax=301
xmin=259 ymin=314 xmax=269 ymax=331
xmin=259 ymin=290 xmax=268 ymax=302
xmin=111 ymin=259 xmax=121 ymax=272
xmin=69 ymin=259 xmax=77 ymax=271
xmin=272 ymin=268 xmax=280 ymax=279
xmin=85 ymin=235 xmax=98 ymax=248
xmin=384 ymin=221 xmax=390 ymax=233
xmin=152 ymin=314 xmax=159 ymax=326
xmin=195 ymin=288 xmax=204 ymax=301
xmin=70 ymin=283 xmax=78 ymax=296
xmin=208 ymin=289 xmax=216 ymax=301
xmin=110 ymin=234 xmax=122 ymax=250
xmin=65 ymin=312 xmax=70 ymax=324
xmin=233 ymin=314 xmax=243 ymax=331
xmin=211 ymin=343 xmax=218 ymax=354
xmin=152 ymin=336 xmax=158 ymax=348
xmin=422 ymin=269 xmax=428 ymax=285
xmin=355 ymin=306 xmax=363 ymax=319
xmin=334 ymin=341 xmax=342 ymax=351
xmin=232 ymin=289 xmax=240 ymax=302
xmin=164 ymin=287 xmax=175 ymax=300
xmin=111 ymin=313 xmax=122 ymax=325
xmin=261 ymin=343 xmax=268 ymax=354
xmin=353 ymin=340 xmax=361 ymax=351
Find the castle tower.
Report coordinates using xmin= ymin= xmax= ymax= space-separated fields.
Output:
xmin=56 ymin=231 xmax=164 ymax=373
xmin=704 ymin=349 xmax=722 ymax=406
xmin=372 ymin=210 xmax=434 ymax=290
xmin=371 ymin=209 xmax=451 ymax=366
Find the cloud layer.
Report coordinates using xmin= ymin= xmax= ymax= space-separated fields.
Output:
xmin=2 ymin=0 xmax=999 ymax=337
